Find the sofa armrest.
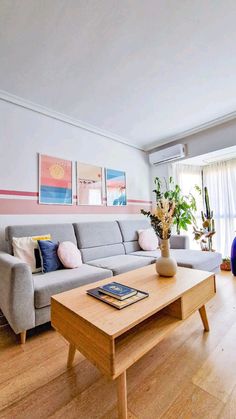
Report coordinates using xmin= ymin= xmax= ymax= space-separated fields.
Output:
xmin=170 ymin=235 xmax=190 ymax=249
xmin=0 ymin=252 xmax=35 ymax=334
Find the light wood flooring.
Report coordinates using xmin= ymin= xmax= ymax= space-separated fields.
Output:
xmin=0 ymin=271 xmax=236 ymax=419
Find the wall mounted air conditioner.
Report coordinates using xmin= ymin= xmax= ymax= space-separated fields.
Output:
xmin=149 ymin=144 xmax=186 ymax=165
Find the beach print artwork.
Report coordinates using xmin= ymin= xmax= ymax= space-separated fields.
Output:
xmin=106 ymin=169 xmax=127 ymax=206
xmin=77 ymin=162 xmax=102 ymax=205
xmin=39 ymin=154 xmax=73 ymax=205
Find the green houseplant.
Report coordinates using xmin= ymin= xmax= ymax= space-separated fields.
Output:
xmin=152 ymin=177 xmax=198 ymax=235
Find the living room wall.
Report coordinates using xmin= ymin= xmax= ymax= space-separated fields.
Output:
xmin=150 ymin=117 xmax=236 ymax=180
xmin=0 ymin=100 xmax=152 ymax=250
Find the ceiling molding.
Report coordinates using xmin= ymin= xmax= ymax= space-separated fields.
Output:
xmin=0 ymin=89 xmax=144 ymax=151
xmin=146 ymin=110 xmax=236 ymax=151
xmin=2 ymin=89 xmax=236 ymax=153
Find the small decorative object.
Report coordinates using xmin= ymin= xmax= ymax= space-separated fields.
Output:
xmin=105 ymin=168 xmax=127 ymax=206
xmin=193 ymin=187 xmax=216 ymax=251
xmin=231 ymin=237 xmax=236 ymax=276
xmin=77 ymin=162 xmax=102 ymax=205
xmin=39 ymin=154 xmax=73 ymax=205
xmin=220 ymin=257 xmax=231 ymax=271
xmin=141 ymin=198 xmax=177 ymax=277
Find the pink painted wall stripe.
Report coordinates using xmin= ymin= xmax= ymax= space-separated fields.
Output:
xmin=0 ymin=198 xmax=152 ymax=215
xmin=0 ymin=189 xmax=38 ymax=197
xmin=0 ymin=189 xmax=152 ymax=204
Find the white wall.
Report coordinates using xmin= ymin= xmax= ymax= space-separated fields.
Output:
xmin=0 ymin=100 xmax=151 ymax=250
xmin=150 ymin=117 xmax=236 ymax=181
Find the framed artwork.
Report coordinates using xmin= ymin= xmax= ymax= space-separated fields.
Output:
xmin=77 ymin=162 xmax=102 ymax=205
xmin=39 ymin=154 xmax=73 ymax=205
xmin=105 ymin=168 xmax=127 ymax=206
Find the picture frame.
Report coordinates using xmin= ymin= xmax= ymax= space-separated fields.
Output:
xmin=77 ymin=162 xmax=103 ymax=206
xmin=39 ymin=154 xmax=73 ymax=205
xmin=105 ymin=168 xmax=127 ymax=206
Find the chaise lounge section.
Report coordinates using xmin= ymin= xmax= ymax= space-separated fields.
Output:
xmin=117 ymin=220 xmax=222 ymax=273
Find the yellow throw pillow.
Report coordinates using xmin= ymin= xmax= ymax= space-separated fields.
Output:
xmin=12 ymin=234 xmax=51 ymax=273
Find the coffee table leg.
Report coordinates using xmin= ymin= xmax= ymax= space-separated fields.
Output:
xmin=117 ymin=371 xmax=128 ymax=419
xmin=67 ymin=343 xmax=76 ymax=368
xmin=199 ymin=305 xmax=210 ymax=332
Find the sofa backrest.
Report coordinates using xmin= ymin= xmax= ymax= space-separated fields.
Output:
xmin=5 ymin=223 xmax=77 ymax=254
xmin=73 ymin=221 xmax=125 ymax=262
xmin=117 ymin=219 xmax=151 ymax=253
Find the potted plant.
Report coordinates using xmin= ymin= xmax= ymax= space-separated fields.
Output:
xmin=220 ymin=258 xmax=231 ymax=271
xmin=153 ymin=177 xmax=199 ymax=235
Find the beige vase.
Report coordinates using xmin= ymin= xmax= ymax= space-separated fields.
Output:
xmin=155 ymin=239 xmax=177 ymax=277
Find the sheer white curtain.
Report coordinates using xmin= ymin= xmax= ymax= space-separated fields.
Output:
xmin=172 ymin=163 xmax=203 ymax=248
xmin=172 ymin=163 xmax=203 ymax=197
xmin=203 ymin=159 xmax=236 ymax=257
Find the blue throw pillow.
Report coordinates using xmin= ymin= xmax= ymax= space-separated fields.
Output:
xmin=38 ymin=240 xmax=63 ymax=273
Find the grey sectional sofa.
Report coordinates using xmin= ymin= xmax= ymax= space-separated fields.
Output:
xmin=0 ymin=219 xmax=222 ymax=342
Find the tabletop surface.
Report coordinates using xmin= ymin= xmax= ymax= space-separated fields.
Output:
xmin=52 ymin=265 xmax=214 ymax=338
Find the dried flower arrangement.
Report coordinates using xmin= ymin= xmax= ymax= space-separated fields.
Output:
xmin=141 ymin=197 xmax=175 ymax=240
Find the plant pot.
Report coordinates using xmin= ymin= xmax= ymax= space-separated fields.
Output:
xmin=156 ymin=239 xmax=177 ymax=277
xmin=220 ymin=262 xmax=231 ymax=271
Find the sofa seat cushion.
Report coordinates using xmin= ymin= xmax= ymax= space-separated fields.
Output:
xmin=33 ymin=264 xmax=113 ymax=309
xmin=131 ymin=250 xmax=161 ymax=258
xmin=131 ymin=249 xmax=222 ymax=272
xmin=170 ymin=249 xmax=222 ymax=271
xmin=87 ymin=254 xmax=154 ymax=275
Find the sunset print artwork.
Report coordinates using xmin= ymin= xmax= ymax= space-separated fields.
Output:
xmin=77 ymin=162 xmax=102 ymax=205
xmin=39 ymin=154 xmax=73 ymax=205
xmin=105 ymin=169 xmax=127 ymax=206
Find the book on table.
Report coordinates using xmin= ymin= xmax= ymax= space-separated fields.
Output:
xmin=98 ymin=282 xmax=137 ymax=300
xmin=87 ymin=283 xmax=149 ymax=310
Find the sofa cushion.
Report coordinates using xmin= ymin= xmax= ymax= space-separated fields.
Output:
xmin=170 ymin=249 xmax=222 ymax=271
xmin=123 ymin=241 xmax=141 ymax=254
xmin=38 ymin=240 xmax=63 ymax=273
xmin=33 ymin=264 xmax=113 ymax=308
xmin=131 ymin=250 xmax=161 ymax=258
xmin=131 ymin=249 xmax=222 ymax=272
xmin=138 ymin=228 xmax=159 ymax=251
xmin=80 ymin=244 xmax=125 ymax=264
xmin=6 ymin=224 xmax=77 ymax=254
xmin=12 ymin=234 xmax=51 ymax=273
xmin=87 ymin=254 xmax=155 ymax=275
xmin=58 ymin=241 xmax=82 ymax=268
xmin=74 ymin=221 xmax=123 ymax=248
xmin=117 ymin=219 xmax=151 ymax=242
xmin=73 ymin=221 xmax=125 ymax=262
xmin=117 ymin=219 xmax=151 ymax=255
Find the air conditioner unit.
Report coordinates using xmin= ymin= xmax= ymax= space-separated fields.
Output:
xmin=149 ymin=144 xmax=186 ymax=165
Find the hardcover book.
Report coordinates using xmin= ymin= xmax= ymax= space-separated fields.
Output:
xmin=98 ymin=282 xmax=137 ymax=300
xmin=87 ymin=286 xmax=149 ymax=309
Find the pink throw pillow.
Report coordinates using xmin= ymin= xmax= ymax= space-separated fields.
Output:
xmin=138 ymin=228 xmax=159 ymax=251
xmin=57 ymin=241 xmax=82 ymax=268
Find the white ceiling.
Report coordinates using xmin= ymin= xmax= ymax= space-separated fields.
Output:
xmin=1 ymin=0 xmax=236 ymax=150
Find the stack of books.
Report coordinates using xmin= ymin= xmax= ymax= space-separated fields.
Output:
xmin=87 ymin=281 xmax=149 ymax=309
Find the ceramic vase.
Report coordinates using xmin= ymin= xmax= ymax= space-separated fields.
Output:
xmin=156 ymin=238 xmax=177 ymax=277
xmin=231 ymin=237 xmax=236 ymax=276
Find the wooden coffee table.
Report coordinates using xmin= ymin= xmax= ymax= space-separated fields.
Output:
xmin=51 ymin=265 xmax=216 ymax=419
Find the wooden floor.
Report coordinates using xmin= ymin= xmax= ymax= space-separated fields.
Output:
xmin=0 ymin=271 xmax=236 ymax=419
